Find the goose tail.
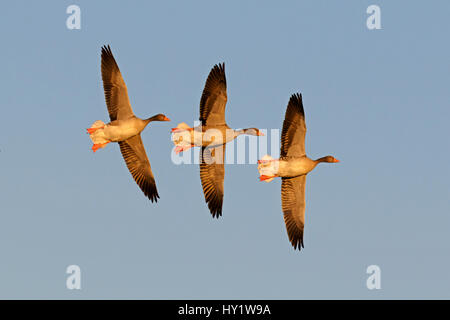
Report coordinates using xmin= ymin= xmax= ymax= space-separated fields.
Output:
xmin=257 ymin=155 xmax=278 ymax=182
xmin=87 ymin=120 xmax=108 ymax=145
xmin=171 ymin=122 xmax=193 ymax=147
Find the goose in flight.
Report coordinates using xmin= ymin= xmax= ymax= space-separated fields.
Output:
xmin=172 ymin=63 xmax=264 ymax=217
xmin=257 ymin=93 xmax=339 ymax=250
xmin=87 ymin=45 xmax=170 ymax=202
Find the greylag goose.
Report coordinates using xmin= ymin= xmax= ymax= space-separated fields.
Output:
xmin=87 ymin=45 xmax=170 ymax=202
xmin=257 ymin=93 xmax=339 ymax=250
xmin=172 ymin=63 xmax=263 ymax=218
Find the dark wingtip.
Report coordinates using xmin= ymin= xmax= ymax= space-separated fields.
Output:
xmin=211 ymin=210 xmax=222 ymax=219
xmin=148 ymin=191 xmax=160 ymax=203
xmin=284 ymin=212 xmax=305 ymax=251
xmin=291 ymin=239 xmax=305 ymax=251
xmin=209 ymin=203 xmax=223 ymax=219
xmin=214 ymin=62 xmax=225 ymax=70
xmin=209 ymin=62 xmax=225 ymax=79
xmin=289 ymin=92 xmax=303 ymax=105
xmin=288 ymin=236 xmax=304 ymax=251
xmin=287 ymin=92 xmax=304 ymax=117
xmin=210 ymin=62 xmax=226 ymax=82
xmin=101 ymin=45 xmax=113 ymax=58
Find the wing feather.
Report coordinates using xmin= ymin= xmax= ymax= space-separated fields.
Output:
xmin=280 ymin=93 xmax=306 ymax=158
xmin=101 ymin=45 xmax=134 ymax=121
xmin=199 ymin=145 xmax=225 ymax=218
xmin=281 ymin=175 xmax=306 ymax=250
xmin=199 ymin=63 xmax=227 ymax=126
xmin=119 ymin=135 xmax=159 ymax=202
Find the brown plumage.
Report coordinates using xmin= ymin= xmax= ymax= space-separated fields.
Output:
xmin=281 ymin=175 xmax=306 ymax=250
xmin=280 ymin=93 xmax=306 ymax=158
xmin=88 ymin=45 xmax=170 ymax=202
xmin=257 ymin=93 xmax=339 ymax=251
xmin=280 ymin=94 xmax=307 ymax=249
xmin=199 ymin=146 xmax=225 ymax=218
xmin=199 ymin=63 xmax=227 ymax=126
xmin=193 ymin=63 xmax=262 ymax=218
xmin=119 ymin=135 xmax=159 ymax=202
xmin=198 ymin=63 xmax=227 ymax=217
xmin=171 ymin=63 xmax=262 ymax=217
xmin=101 ymin=45 xmax=134 ymax=122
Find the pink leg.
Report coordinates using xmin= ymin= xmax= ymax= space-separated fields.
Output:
xmin=87 ymin=126 xmax=104 ymax=134
xmin=259 ymin=175 xmax=277 ymax=181
xmin=92 ymin=141 xmax=110 ymax=152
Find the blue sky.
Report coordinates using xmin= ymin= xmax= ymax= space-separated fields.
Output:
xmin=0 ymin=1 xmax=449 ymax=299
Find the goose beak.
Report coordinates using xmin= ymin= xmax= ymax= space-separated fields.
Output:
xmin=333 ymin=158 xmax=340 ymax=163
xmin=163 ymin=116 xmax=171 ymax=121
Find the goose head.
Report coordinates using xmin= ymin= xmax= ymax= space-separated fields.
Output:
xmin=315 ymin=155 xmax=340 ymax=163
xmin=146 ymin=114 xmax=171 ymax=122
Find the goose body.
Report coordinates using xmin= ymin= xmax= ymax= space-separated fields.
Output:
xmin=87 ymin=45 xmax=170 ymax=202
xmin=172 ymin=123 xmax=256 ymax=149
xmin=172 ymin=63 xmax=263 ymax=217
xmin=275 ymin=157 xmax=318 ymax=177
xmin=258 ymin=93 xmax=339 ymax=250
xmin=90 ymin=117 xmax=149 ymax=143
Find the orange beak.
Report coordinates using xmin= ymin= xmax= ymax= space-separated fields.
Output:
xmin=163 ymin=116 xmax=171 ymax=121
xmin=333 ymin=158 xmax=340 ymax=163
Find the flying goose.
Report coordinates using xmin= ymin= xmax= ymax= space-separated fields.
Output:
xmin=87 ymin=45 xmax=170 ymax=202
xmin=257 ymin=93 xmax=339 ymax=250
xmin=172 ymin=63 xmax=263 ymax=217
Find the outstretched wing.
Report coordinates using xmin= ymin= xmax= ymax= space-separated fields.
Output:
xmin=281 ymin=175 xmax=306 ymax=250
xmin=199 ymin=145 xmax=225 ymax=218
xmin=199 ymin=63 xmax=227 ymax=126
xmin=118 ymin=135 xmax=159 ymax=202
xmin=280 ymin=93 xmax=306 ymax=158
xmin=101 ymin=45 xmax=135 ymax=121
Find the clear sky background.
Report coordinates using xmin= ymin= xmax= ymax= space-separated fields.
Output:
xmin=0 ymin=1 xmax=449 ymax=299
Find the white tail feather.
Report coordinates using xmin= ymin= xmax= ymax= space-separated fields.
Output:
xmin=175 ymin=122 xmax=191 ymax=130
xmin=88 ymin=120 xmax=109 ymax=144
xmin=91 ymin=120 xmax=105 ymax=129
xmin=171 ymin=122 xmax=192 ymax=147
xmin=258 ymin=155 xmax=278 ymax=182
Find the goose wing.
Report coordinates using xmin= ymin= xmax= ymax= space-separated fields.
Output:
xmin=199 ymin=63 xmax=227 ymax=126
xmin=281 ymin=175 xmax=306 ymax=250
xmin=118 ymin=134 xmax=159 ymax=202
xmin=101 ymin=45 xmax=135 ymax=121
xmin=280 ymin=93 xmax=306 ymax=158
xmin=199 ymin=145 xmax=226 ymax=218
